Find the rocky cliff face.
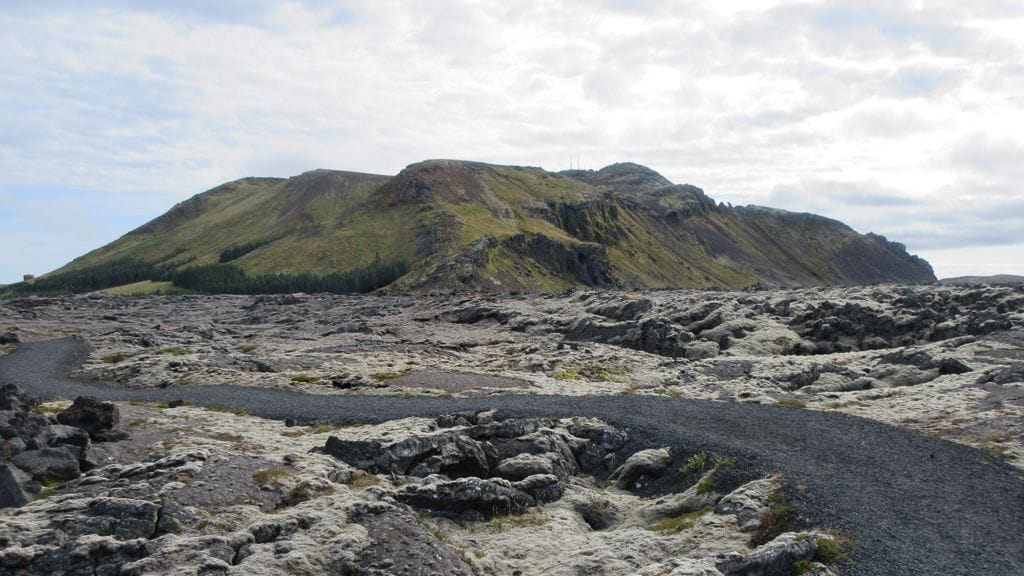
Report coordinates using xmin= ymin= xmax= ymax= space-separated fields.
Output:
xmin=48 ymin=160 xmax=935 ymax=293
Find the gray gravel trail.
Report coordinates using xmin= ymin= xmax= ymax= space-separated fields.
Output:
xmin=3 ymin=338 xmax=1023 ymax=576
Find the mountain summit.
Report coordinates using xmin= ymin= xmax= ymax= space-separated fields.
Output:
xmin=53 ymin=160 xmax=935 ymax=292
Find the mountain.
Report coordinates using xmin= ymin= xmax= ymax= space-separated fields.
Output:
xmin=46 ymin=160 xmax=935 ymax=293
xmin=940 ymin=274 xmax=1024 ymax=285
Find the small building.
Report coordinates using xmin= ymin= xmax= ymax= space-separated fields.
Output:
xmin=22 ymin=274 xmax=35 ymax=282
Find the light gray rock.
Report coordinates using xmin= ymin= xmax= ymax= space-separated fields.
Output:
xmin=716 ymin=532 xmax=818 ymax=576
xmin=495 ymin=452 xmax=558 ymax=480
xmin=714 ymin=477 xmax=781 ymax=532
xmin=610 ymin=447 xmax=671 ymax=490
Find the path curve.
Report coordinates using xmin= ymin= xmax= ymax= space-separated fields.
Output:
xmin=2 ymin=338 xmax=1022 ymax=576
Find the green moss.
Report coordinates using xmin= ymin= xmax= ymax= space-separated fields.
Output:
xmin=776 ymin=398 xmax=807 ymax=409
xmin=290 ymin=375 xmax=321 ymax=383
xmin=30 ymin=404 xmax=66 ymax=415
xmin=253 ymin=467 xmax=295 ymax=488
xmin=103 ymin=280 xmax=187 ymax=296
xmin=37 ymin=477 xmax=65 ymax=499
xmin=695 ymin=478 xmax=717 ymax=495
xmin=487 ymin=509 xmax=547 ymax=531
xmin=101 ymin=352 xmax=134 ymax=364
xmin=750 ymin=496 xmax=793 ymax=547
xmin=647 ymin=506 xmax=713 ymax=534
xmin=553 ymin=368 xmax=580 ymax=380
xmin=815 ymin=536 xmax=847 ymax=564
xmin=309 ymin=423 xmax=338 ymax=434
xmin=371 ymin=370 xmax=411 ymax=382
xmin=692 ymin=455 xmax=736 ymax=495
xmin=679 ymin=452 xmax=708 ymax=476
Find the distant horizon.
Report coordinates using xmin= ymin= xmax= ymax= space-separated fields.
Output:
xmin=3 ymin=1 xmax=1022 ymax=282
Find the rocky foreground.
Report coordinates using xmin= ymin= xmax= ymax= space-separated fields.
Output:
xmin=3 ymin=283 xmax=1022 ymax=468
xmin=0 ymin=283 xmax=1023 ymax=575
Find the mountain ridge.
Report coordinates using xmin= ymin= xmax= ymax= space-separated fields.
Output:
xmin=45 ymin=159 xmax=935 ymax=293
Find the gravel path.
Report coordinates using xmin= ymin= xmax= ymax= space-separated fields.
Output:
xmin=3 ymin=338 xmax=1023 ymax=576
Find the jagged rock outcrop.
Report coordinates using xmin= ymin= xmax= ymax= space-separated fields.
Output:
xmin=0 ymin=386 xmax=109 ymax=508
xmin=320 ymin=412 xmax=628 ymax=519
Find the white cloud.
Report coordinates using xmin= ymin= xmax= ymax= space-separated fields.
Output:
xmin=0 ymin=0 xmax=1022 ymax=281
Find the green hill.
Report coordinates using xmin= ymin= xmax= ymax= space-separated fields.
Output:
xmin=13 ymin=160 xmax=935 ymax=295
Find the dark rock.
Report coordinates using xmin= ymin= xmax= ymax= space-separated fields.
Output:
xmin=57 ymin=396 xmax=120 ymax=439
xmin=351 ymin=507 xmax=475 ymax=576
xmin=11 ymin=446 xmax=81 ymax=481
xmin=563 ymin=317 xmax=692 ymax=357
xmin=0 ymin=332 xmax=19 ymax=345
xmin=42 ymin=424 xmax=92 ymax=454
xmin=284 ymin=418 xmax=297 ymax=427
xmin=0 ymin=463 xmax=32 ymax=507
xmin=395 ymin=476 xmax=535 ymax=518
xmin=937 ymin=358 xmax=972 ymax=375
xmin=978 ymin=364 xmax=1024 ymax=385
xmin=167 ymin=399 xmax=186 ymax=408
xmin=503 ymin=233 xmax=614 ymax=287
xmin=448 ymin=306 xmax=511 ymax=324
xmin=85 ymin=498 xmax=161 ymax=540
xmin=587 ymin=298 xmax=653 ymax=321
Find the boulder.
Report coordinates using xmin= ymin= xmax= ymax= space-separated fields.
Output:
xmin=10 ymin=446 xmax=81 ymax=482
xmin=495 ymin=452 xmax=558 ymax=480
xmin=714 ymin=477 xmax=780 ymax=532
xmin=610 ymin=447 xmax=671 ymax=490
xmin=0 ymin=332 xmax=19 ymax=345
xmin=716 ymin=532 xmax=818 ymax=576
xmin=56 ymin=396 xmax=121 ymax=440
xmin=395 ymin=475 xmax=535 ymax=518
xmin=0 ymin=463 xmax=32 ymax=507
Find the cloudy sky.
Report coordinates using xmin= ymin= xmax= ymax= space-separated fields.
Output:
xmin=1 ymin=0 xmax=1022 ymax=282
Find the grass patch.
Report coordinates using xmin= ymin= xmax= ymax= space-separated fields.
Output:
xmin=37 ymin=477 xmax=65 ymax=499
xmin=101 ymin=352 xmax=134 ymax=364
xmin=690 ymin=455 xmax=735 ymax=495
xmin=31 ymin=404 xmax=67 ymax=415
xmin=553 ymin=368 xmax=580 ymax=380
xmin=750 ymin=494 xmax=793 ymax=547
xmin=290 ymin=375 xmax=321 ymax=383
xmin=370 ymin=370 xmax=411 ymax=382
xmin=680 ymin=452 xmax=708 ymax=476
xmin=239 ymin=344 xmax=257 ymax=353
xmin=310 ymin=423 xmax=338 ymax=434
xmin=253 ymin=467 xmax=295 ymax=488
xmin=776 ymin=398 xmax=807 ymax=409
xmin=281 ymin=430 xmax=306 ymax=438
xmin=487 ymin=509 xmax=547 ymax=532
xmin=584 ymin=362 xmax=628 ymax=381
xmin=793 ymin=535 xmax=850 ymax=573
xmin=648 ymin=506 xmax=713 ymax=534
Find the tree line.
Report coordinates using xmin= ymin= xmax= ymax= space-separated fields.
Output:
xmin=2 ymin=256 xmax=409 ymax=297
